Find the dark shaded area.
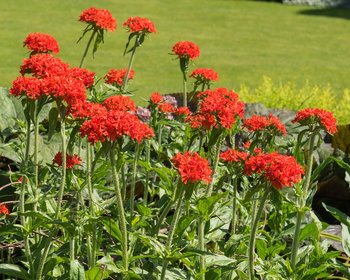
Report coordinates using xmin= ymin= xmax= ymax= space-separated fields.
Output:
xmin=298 ymin=7 xmax=350 ymax=20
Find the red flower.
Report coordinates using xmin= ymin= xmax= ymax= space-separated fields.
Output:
xmin=20 ymin=54 xmax=69 ymax=78
xmin=175 ymin=106 xmax=191 ymax=116
xmin=220 ymin=148 xmax=248 ymax=163
xmin=69 ymin=101 xmax=107 ymax=120
xmin=23 ymin=33 xmax=60 ymax=54
xmin=172 ymin=152 xmax=212 ymax=185
xmin=10 ymin=76 xmax=44 ymax=100
xmin=103 ymin=95 xmax=136 ymax=112
xmin=123 ymin=16 xmax=156 ymax=34
xmin=245 ymin=152 xmax=304 ymax=189
xmin=243 ymin=114 xmax=287 ymax=136
xmin=158 ymin=102 xmax=176 ymax=114
xmin=186 ymin=88 xmax=244 ymax=130
xmin=150 ymin=92 xmax=163 ymax=104
xmin=53 ymin=152 xmax=81 ymax=169
xmin=172 ymin=41 xmax=200 ymax=60
xmin=79 ymin=7 xmax=117 ymax=32
xmin=0 ymin=202 xmax=10 ymax=215
xmin=69 ymin=67 xmax=95 ymax=88
xmin=42 ymin=76 xmax=87 ymax=105
xmin=104 ymin=68 xmax=134 ymax=86
xmin=80 ymin=110 xmax=154 ymax=144
xmin=190 ymin=68 xmax=219 ymax=82
xmin=293 ymin=108 xmax=337 ymax=134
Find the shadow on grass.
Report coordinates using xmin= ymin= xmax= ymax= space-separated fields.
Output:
xmin=298 ymin=7 xmax=350 ymax=20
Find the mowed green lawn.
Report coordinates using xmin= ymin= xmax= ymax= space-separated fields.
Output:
xmin=1 ymin=0 xmax=350 ymax=104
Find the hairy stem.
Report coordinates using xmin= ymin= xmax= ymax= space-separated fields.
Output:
xmin=110 ymin=144 xmax=129 ymax=275
xmin=248 ymin=189 xmax=270 ymax=280
xmin=130 ymin=144 xmax=141 ymax=220
xmin=122 ymin=34 xmax=140 ymax=93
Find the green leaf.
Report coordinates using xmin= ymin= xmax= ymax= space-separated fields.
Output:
xmin=0 ymin=264 xmax=30 ymax=280
xmin=323 ymin=203 xmax=350 ymax=228
xmin=175 ymin=214 xmax=196 ymax=239
xmin=341 ymin=223 xmax=350 ymax=257
xmin=299 ymin=222 xmax=319 ymax=242
xmin=197 ymin=192 xmax=227 ymax=221
xmin=86 ymin=267 xmax=108 ymax=280
xmin=70 ymin=260 xmax=86 ymax=280
xmin=0 ymin=87 xmax=18 ymax=130
xmin=255 ymin=239 xmax=268 ymax=260
xmin=136 ymin=203 xmax=151 ymax=217
xmin=48 ymin=107 xmax=58 ymax=141
xmin=102 ymin=218 xmax=121 ymax=242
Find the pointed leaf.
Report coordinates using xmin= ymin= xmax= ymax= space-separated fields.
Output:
xmin=0 ymin=264 xmax=30 ymax=280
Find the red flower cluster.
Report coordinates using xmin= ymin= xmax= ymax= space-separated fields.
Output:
xmin=80 ymin=110 xmax=154 ymax=144
xmin=243 ymin=114 xmax=286 ymax=136
xmin=0 ymin=202 xmax=10 ymax=215
xmin=69 ymin=101 xmax=107 ymax=120
xmin=293 ymin=108 xmax=337 ymax=134
xmin=20 ymin=54 xmax=69 ymax=78
xmin=69 ymin=67 xmax=95 ymax=88
xmin=150 ymin=92 xmax=163 ymax=104
xmin=104 ymin=68 xmax=134 ymax=86
xmin=23 ymin=33 xmax=60 ymax=54
xmin=123 ymin=16 xmax=156 ymax=34
xmin=172 ymin=41 xmax=200 ymax=60
xmin=175 ymin=106 xmax=191 ymax=116
xmin=10 ymin=76 xmax=44 ymax=100
xmin=172 ymin=152 xmax=212 ymax=185
xmin=220 ymin=148 xmax=248 ymax=163
xmin=53 ymin=152 xmax=81 ymax=169
xmin=245 ymin=152 xmax=304 ymax=189
xmin=79 ymin=7 xmax=117 ymax=32
xmin=103 ymin=95 xmax=136 ymax=112
xmin=186 ymin=88 xmax=245 ymax=130
xmin=190 ymin=68 xmax=219 ymax=82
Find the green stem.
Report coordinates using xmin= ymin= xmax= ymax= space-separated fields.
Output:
xmin=198 ymin=217 xmax=206 ymax=280
xmin=130 ymin=144 xmax=141 ymax=220
xmin=86 ymin=143 xmax=96 ymax=268
xmin=182 ymin=71 xmax=188 ymax=107
xmin=122 ymin=34 xmax=140 ymax=93
xmin=205 ymin=134 xmax=224 ymax=196
xmin=230 ymin=176 xmax=238 ymax=235
xmin=34 ymin=101 xmax=39 ymax=198
xmin=143 ymin=141 xmax=151 ymax=206
xmin=160 ymin=184 xmax=185 ymax=280
xmin=248 ymin=188 xmax=270 ymax=280
xmin=290 ymin=132 xmax=316 ymax=271
xmin=79 ymin=29 xmax=97 ymax=68
xmin=20 ymin=114 xmax=34 ymax=275
xmin=110 ymin=144 xmax=129 ymax=275
xmin=36 ymin=105 xmax=67 ymax=280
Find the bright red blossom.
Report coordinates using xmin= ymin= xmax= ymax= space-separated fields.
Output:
xmin=123 ymin=16 xmax=156 ymax=33
xmin=20 ymin=54 xmax=69 ymax=78
xmin=245 ymin=152 xmax=304 ymax=189
xmin=172 ymin=152 xmax=212 ymax=185
xmin=293 ymin=108 xmax=337 ymax=134
xmin=10 ymin=76 xmax=44 ymax=100
xmin=190 ymin=68 xmax=219 ymax=82
xmin=158 ymin=102 xmax=176 ymax=114
xmin=220 ymin=149 xmax=248 ymax=163
xmin=172 ymin=41 xmax=200 ymax=60
xmin=80 ymin=111 xmax=154 ymax=144
xmin=150 ymin=92 xmax=163 ymax=104
xmin=175 ymin=106 xmax=191 ymax=116
xmin=53 ymin=152 xmax=81 ymax=169
xmin=186 ymin=88 xmax=244 ymax=130
xmin=69 ymin=101 xmax=107 ymax=120
xmin=79 ymin=7 xmax=117 ymax=32
xmin=24 ymin=33 xmax=60 ymax=54
xmin=243 ymin=114 xmax=287 ymax=136
xmin=69 ymin=67 xmax=95 ymax=88
xmin=103 ymin=95 xmax=136 ymax=112
xmin=0 ymin=202 xmax=10 ymax=215
xmin=104 ymin=68 xmax=134 ymax=86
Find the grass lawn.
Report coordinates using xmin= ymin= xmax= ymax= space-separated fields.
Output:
xmin=1 ymin=0 xmax=350 ymax=104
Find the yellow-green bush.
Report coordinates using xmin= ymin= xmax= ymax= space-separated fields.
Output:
xmin=239 ymin=76 xmax=350 ymax=125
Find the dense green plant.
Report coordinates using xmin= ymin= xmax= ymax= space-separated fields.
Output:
xmin=0 ymin=6 xmax=349 ymax=280
xmin=239 ymin=76 xmax=350 ymax=125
